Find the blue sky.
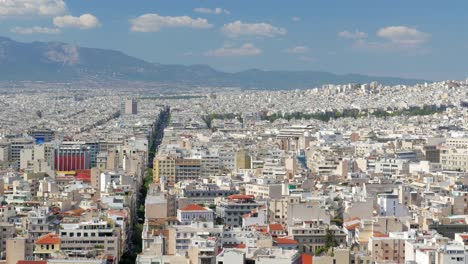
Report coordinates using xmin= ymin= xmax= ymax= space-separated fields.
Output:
xmin=0 ymin=0 xmax=467 ymax=80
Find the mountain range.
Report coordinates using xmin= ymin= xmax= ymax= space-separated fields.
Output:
xmin=0 ymin=36 xmax=427 ymax=89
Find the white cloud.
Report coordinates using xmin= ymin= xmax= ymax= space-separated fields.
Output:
xmin=292 ymin=16 xmax=301 ymax=22
xmin=286 ymin=46 xmax=309 ymax=54
xmin=130 ymin=13 xmax=212 ymax=32
xmin=53 ymin=14 xmax=100 ymax=29
xmin=194 ymin=7 xmax=230 ymax=15
xmin=340 ymin=26 xmax=430 ymax=54
xmin=377 ymin=26 xmax=430 ymax=46
xmin=222 ymin=21 xmax=287 ymax=38
xmin=0 ymin=0 xmax=67 ymax=17
xmin=10 ymin=26 xmax=60 ymax=34
xmin=204 ymin=43 xmax=262 ymax=57
xmin=338 ymin=30 xmax=368 ymax=39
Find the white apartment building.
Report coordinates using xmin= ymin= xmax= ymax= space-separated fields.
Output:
xmin=375 ymin=158 xmax=410 ymax=175
xmin=377 ymin=194 xmax=409 ymax=217
xmin=245 ymin=182 xmax=282 ymax=199
xmin=177 ymin=204 xmax=214 ymax=225
xmin=59 ymin=219 xmax=121 ymax=262
xmin=440 ymin=147 xmax=468 ymax=171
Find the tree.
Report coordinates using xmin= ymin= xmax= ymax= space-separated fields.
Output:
xmin=137 ymin=205 xmax=145 ymax=219
xmin=314 ymin=247 xmax=326 ymax=256
xmin=325 ymin=228 xmax=339 ymax=249
xmin=314 ymin=228 xmax=339 ymax=256
xmin=331 ymin=218 xmax=343 ymax=227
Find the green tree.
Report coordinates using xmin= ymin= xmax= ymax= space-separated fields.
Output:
xmin=331 ymin=218 xmax=343 ymax=227
xmin=325 ymin=228 xmax=339 ymax=249
xmin=314 ymin=247 xmax=326 ymax=256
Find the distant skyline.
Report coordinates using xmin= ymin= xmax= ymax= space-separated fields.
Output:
xmin=0 ymin=0 xmax=467 ymax=80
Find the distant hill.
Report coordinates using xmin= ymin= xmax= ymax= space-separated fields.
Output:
xmin=0 ymin=36 xmax=427 ymax=89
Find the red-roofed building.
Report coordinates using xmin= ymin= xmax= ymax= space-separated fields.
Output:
xmin=62 ymin=207 xmax=85 ymax=217
xmin=227 ymin=194 xmax=255 ymax=201
xmin=34 ymin=233 xmax=60 ymax=260
xmin=223 ymin=243 xmax=246 ymax=249
xmin=218 ymin=195 xmax=262 ymax=227
xmin=177 ymin=204 xmax=213 ymax=224
xmin=181 ymin=204 xmax=207 ymax=211
xmin=274 ymin=237 xmax=298 ymax=250
xmin=268 ymin=223 xmax=286 ymax=237
xmin=17 ymin=261 xmax=47 ymax=264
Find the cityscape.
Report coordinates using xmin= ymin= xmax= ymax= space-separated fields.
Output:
xmin=1 ymin=1 xmax=468 ymax=264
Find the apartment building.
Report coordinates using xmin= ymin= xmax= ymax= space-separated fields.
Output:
xmin=33 ymin=233 xmax=61 ymax=260
xmin=374 ymin=158 xmax=410 ymax=175
xmin=446 ymin=138 xmax=468 ymax=149
xmin=368 ymin=235 xmax=405 ymax=263
xmin=10 ymin=138 xmax=35 ymax=167
xmin=175 ymin=158 xmax=201 ymax=182
xmin=200 ymin=153 xmax=221 ymax=177
xmin=177 ymin=204 xmax=214 ymax=225
xmin=377 ymin=194 xmax=409 ymax=217
xmin=187 ymin=236 xmax=219 ymax=264
xmin=268 ymin=196 xmax=301 ymax=225
xmin=288 ymin=220 xmax=346 ymax=255
xmin=153 ymin=155 xmax=176 ymax=183
xmin=167 ymin=222 xmax=223 ymax=255
xmin=216 ymin=195 xmax=264 ymax=227
xmin=245 ymin=182 xmax=282 ymax=199
xmin=59 ymin=219 xmax=121 ymax=262
xmin=27 ymin=207 xmax=54 ymax=240
xmin=235 ymin=149 xmax=251 ymax=170
xmin=0 ymin=222 xmax=15 ymax=260
xmin=440 ymin=147 xmax=468 ymax=171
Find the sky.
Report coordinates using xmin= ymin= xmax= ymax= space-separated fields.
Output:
xmin=0 ymin=0 xmax=467 ymax=81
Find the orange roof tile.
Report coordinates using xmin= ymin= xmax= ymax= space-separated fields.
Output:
xmin=180 ymin=204 xmax=207 ymax=211
xmin=373 ymin=232 xmax=389 ymax=238
xmin=227 ymin=194 xmax=255 ymax=200
xmin=274 ymin=237 xmax=298 ymax=245
xmin=63 ymin=207 xmax=85 ymax=217
xmin=269 ymin=223 xmax=284 ymax=231
xmin=18 ymin=261 xmax=47 ymax=264
xmin=36 ymin=233 xmax=60 ymax=245
xmin=108 ymin=210 xmax=128 ymax=218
